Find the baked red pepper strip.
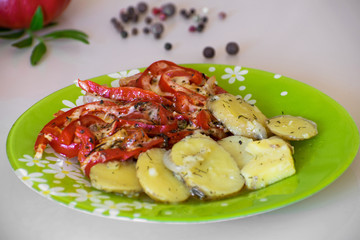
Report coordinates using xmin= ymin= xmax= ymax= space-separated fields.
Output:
xmin=34 ymin=101 xmax=117 ymax=159
xmin=76 ymin=129 xmax=164 ymax=177
xmin=75 ymin=125 xmax=97 ymax=176
xmin=159 ymin=70 xmax=208 ymax=108
xmin=136 ymin=60 xmax=204 ymax=90
xmin=194 ymin=110 xmax=212 ymax=130
xmin=36 ymin=126 xmax=80 ymax=158
xmin=78 ymin=79 xmax=173 ymax=106
xmin=59 ymin=115 xmax=107 ymax=145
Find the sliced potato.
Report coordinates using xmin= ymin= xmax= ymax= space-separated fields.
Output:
xmin=218 ymin=135 xmax=254 ymax=169
xmin=89 ymin=160 xmax=142 ymax=194
xmin=136 ymin=148 xmax=190 ymax=203
xmin=266 ymin=115 xmax=318 ymax=140
xmin=241 ymin=137 xmax=296 ymax=190
xmin=207 ymin=93 xmax=268 ymax=139
xmin=169 ymin=134 xmax=245 ymax=199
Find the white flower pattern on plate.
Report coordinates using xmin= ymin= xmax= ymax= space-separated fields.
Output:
xmin=221 ymin=66 xmax=248 ymax=84
xmin=15 ymin=169 xmax=47 ymax=187
xmin=18 ymin=154 xmax=49 ymax=167
xmin=92 ymin=200 xmax=155 ymax=217
xmin=236 ymin=93 xmax=257 ymax=105
xmin=74 ymin=177 xmax=92 ymax=187
xmin=68 ymin=189 xmax=109 ymax=203
xmin=61 ymin=96 xmax=85 ymax=112
xmin=43 ymin=162 xmax=83 ymax=180
xmin=92 ymin=200 xmax=134 ymax=217
xmin=38 ymin=184 xmax=66 ymax=198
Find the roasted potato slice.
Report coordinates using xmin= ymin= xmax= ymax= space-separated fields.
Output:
xmin=168 ymin=134 xmax=245 ymax=199
xmin=266 ymin=115 xmax=318 ymax=140
xmin=207 ymin=93 xmax=268 ymax=139
xmin=89 ymin=160 xmax=142 ymax=194
xmin=218 ymin=135 xmax=254 ymax=169
xmin=136 ymin=148 xmax=190 ymax=203
xmin=241 ymin=137 xmax=296 ymax=190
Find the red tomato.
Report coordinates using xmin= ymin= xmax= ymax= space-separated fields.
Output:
xmin=0 ymin=0 xmax=71 ymax=29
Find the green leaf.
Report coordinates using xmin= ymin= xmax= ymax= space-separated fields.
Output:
xmin=30 ymin=42 xmax=47 ymax=66
xmin=12 ymin=37 xmax=33 ymax=48
xmin=30 ymin=6 xmax=44 ymax=31
xmin=0 ymin=30 xmax=25 ymax=39
xmin=43 ymin=30 xmax=89 ymax=44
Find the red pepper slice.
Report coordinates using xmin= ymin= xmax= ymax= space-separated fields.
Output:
xmin=78 ymin=79 xmax=173 ymax=106
xmin=75 ymin=125 xmax=97 ymax=175
xmin=35 ymin=126 xmax=80 ymax=158
xmin=120 ymin=100 xmax=174 ymax=125
xmin=159 ymin=71 xmax=207 ymax=105
xmin=136 ymin=60 xmax=204 ymax=90
xmin=34 ymin=101 xmax=116 ymax=158
xmin=78 ymin=129 xmax=164 ymax=177
xmin=59 ymin=115 xmax=107 ymax=145
xmin=136 ymin=60 xmax=178 ymax=90
xmin=194 ymin=110 xmax=212 ymax=130
xmin=163 ymin=129 xmax=194 ymax=147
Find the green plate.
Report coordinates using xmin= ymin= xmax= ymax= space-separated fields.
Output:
xmin=6 ymin=64 xmax=359 ymax=223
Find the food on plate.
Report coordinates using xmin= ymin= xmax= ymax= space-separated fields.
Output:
xmin=206 ymin=93 xmax=268 ymax=139
xmin=266 ymin=115 xmax=318 ymax=141
xmin=34 ymin=60 xmax=318 ymax=203
xmin=165 ymin=133 xmax=245 ymax=199
xmin=240 ymin=137 xmax=296 ymax=190
xmin=90 ymin=160 xmax=142 ymax=193
xmin=217 ymin=135 xmax=254 ymax=169
xmin=136 ymin=148 xmax=190 ymax=203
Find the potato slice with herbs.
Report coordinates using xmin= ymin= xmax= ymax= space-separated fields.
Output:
xmin=136 ymin=148 xmax=190 ymax=203
xmin=266 ymin=115 xmax=318 ymax=140
xmin=167 ymin=134 xmax=245 ymax=199
xmin=218 ymin=135 xmax=254 ymax=169
xmin=90 ymin=160 xmax=142 ymax=194
xmin=241 ymin=137 xmax=296 ymax=190
xmin=207 ymin=93 xmax=268 ymax=139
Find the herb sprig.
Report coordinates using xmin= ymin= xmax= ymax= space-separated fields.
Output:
xmin=0 ymin=6 xmax=89 ymax=66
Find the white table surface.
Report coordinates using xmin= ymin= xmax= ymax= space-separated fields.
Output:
xmin=1 ymin=0 xmax=360 ymax=239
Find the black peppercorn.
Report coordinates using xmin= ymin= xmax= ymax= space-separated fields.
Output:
xmin=120 ymin=30 xmax=128 ymax=38
xmin=164 ymin=42 xmax=172 ymax=50
xmin=132 ymin=28 xmax=138 ymax=35
xmin=137 ymin=2 xmax=148 ymax=14
xmin=111 ymin=17 xmax=123 ymax=32
xmin=151 ymin=22 xmax=164 ymax=35
xmin=203 ymin=47 xmax=215 ymax=58
xmin=226 ymin=42 xmax=239 ymax=55
xmin=162 ymin=3 xmax=176 ymax=17
xmin=197 ymin=23 xmax=205 ymax=32
xmin=120 ymin=10 xmax=130 ymax=23
xmin=145 ymin=16 xmax=152 ymax=24
xmin=143 ymin=27 xmax=150 ymax=34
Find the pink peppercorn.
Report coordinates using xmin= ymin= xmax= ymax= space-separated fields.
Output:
xmin=189 ymin=25 xmax=196 ymax=32
xmin=152 ymin=7 xmax=161 ymax=15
